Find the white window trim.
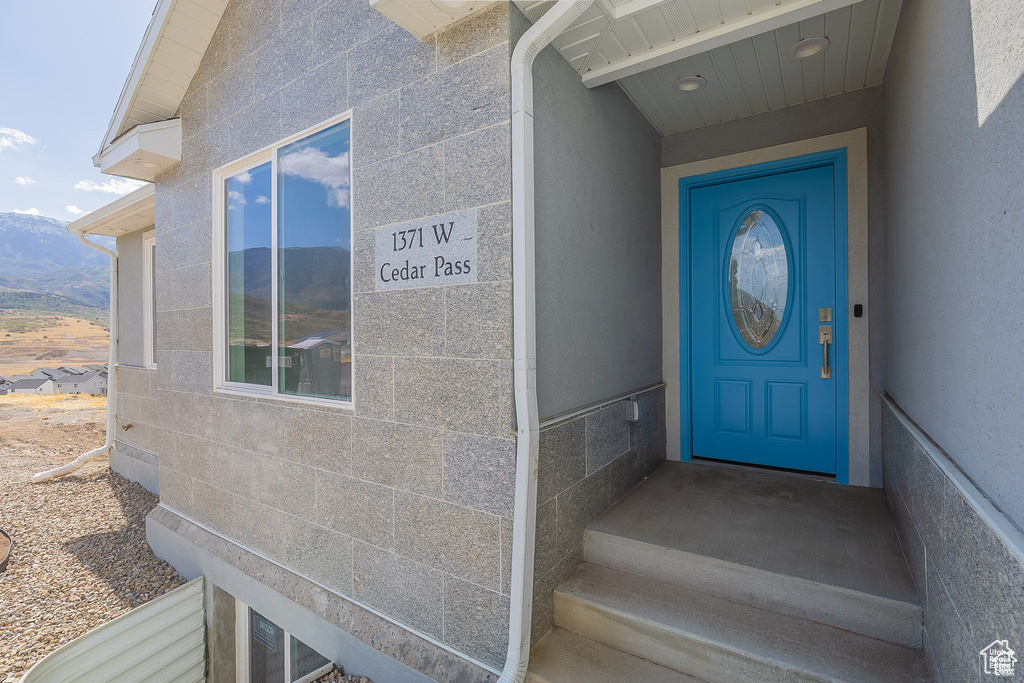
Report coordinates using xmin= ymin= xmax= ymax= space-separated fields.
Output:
xmin=142 ymin=229 xmax=157 ymax=369
xmin=234 ymin=599 xmax=334 ymax=683
xmin=212 ymin=110 xmax=355 ymax=408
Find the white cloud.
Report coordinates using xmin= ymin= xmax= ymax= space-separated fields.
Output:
xmin=15 ymin=176 xmax=35 ymax=185
xmin=0 ymin=127 xmax=37 ymax=151
xmin=255 ymin=195 xmax=270 ymax=204
xmin=14 ymin=208 xmax=40 ymax=215
xmin=279 ymin=147 xmax=350 ymax=208
xmin=66 ymin=205 xmax=86 ymax=216
xmin=228 ymin=190 xmax=247 ymax=209
xmin=235 ymin=170 xmax=252 ymax=184
xmin=74 ymin=178 xmax=147 ymax=195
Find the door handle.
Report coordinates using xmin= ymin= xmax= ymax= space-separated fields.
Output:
xmin=819 ymin=325 xmax=833 ymax=379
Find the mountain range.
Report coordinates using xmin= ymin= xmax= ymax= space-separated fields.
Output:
xmin=0 ymin=212 xmax=113 ymax=309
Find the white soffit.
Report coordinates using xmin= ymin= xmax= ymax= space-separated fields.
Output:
xmin=516 ymin=0 xmax=903 ymax=135
xmin=98 ymin=0 xmax=228 ymax=158
xmin=370 ymin=0 xmax=497 ymax=40
xmin=97 ymin=120 xmax=182 ymax=182
xmin=66 ymin=184 xmax=156 ymax=238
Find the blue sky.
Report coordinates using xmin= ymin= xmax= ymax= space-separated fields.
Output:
xmin=0 ymin=1 xmax=156 ymax=221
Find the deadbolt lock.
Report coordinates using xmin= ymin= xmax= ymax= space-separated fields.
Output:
xmin=819 ymin=307 xmax=833 ymax=322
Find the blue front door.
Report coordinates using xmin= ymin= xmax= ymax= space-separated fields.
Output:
xmin=688 ymin=161 xmax=841 ymax=475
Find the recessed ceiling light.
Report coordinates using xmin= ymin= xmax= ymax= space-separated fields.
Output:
xmin=788 ymin=37 xmax=830 ymax=60
xmin=674 ymin=75 xmax=706 ymax=92
xmin=433 ymin=0 xmax=473 ymax=10
xmin=111 ymin=228 xmax=128 ymax=234
xmin=135 ymin=160 xmax=159 ymax=169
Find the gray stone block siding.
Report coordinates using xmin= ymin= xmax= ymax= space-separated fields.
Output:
xmin=883 ymin=397 xmax=1024 ymax=682
xmin=531 ymin=385 xmax=667 ymax=643
xmin=148 ymin=506 xmax=486 ymax=683
xmin=150 ymin=0 xmax=516 ymax=674
xmin=113 ymin=365 xmax=162 ymax=463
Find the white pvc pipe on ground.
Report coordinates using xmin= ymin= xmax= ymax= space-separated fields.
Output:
xmin=501 ymin=2 xmax=595 ymax=681
xmin=31 ymin=230 xmax=118 ymax=483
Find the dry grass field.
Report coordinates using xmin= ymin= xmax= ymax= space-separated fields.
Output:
xmin=0 ymin=393 xmax=107 ymax=413
xmin=0 ymin=314 xmax=108 ymax=377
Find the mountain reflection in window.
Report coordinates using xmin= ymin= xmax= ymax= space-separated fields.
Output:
xmin=728 ymin=210 xmax=788 ymax=349
xmin=277 ymin=121 xmax=351 ymax=400
xmin=227 ymin=162 xmax=273 ymax=386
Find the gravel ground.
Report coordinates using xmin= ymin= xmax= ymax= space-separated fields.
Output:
xmin=314 ymin=667 xmax=372 ymax=683
xmin=0 ymin=395 xmax=184 ymax=682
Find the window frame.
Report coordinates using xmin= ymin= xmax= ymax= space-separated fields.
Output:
xmin=142 ymin=229 xmax=157 ymax=368
xmin=212 ymin=110 xmax=355 ymax=408
xmin=234 ymin=600 xmax=333 ymax=683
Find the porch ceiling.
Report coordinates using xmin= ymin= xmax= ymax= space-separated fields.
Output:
xmin=515 ymin=0 xmax=902 ymax=135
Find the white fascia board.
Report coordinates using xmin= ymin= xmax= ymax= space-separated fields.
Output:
xmin=97 ymin=0 xmax=175 ymax=156
xmin=581 ymin=0 xmax=865 ymax=87
xmin=97 ymin=119 xmax=182 ymax=182
xmin=66 ymin=184 xmax=156 ymax=237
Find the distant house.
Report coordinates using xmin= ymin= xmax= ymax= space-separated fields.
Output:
xmin=8 ymin=378 xmax=55 ymax=395
xmin=57 ymin=366 xmax=89 ymax=376
xmin=29 ymin=368 xmax=63 ymax=380
xmin=285 ymin=330 xmax=351 ymax=398
xmin=54 ymin=371 xmax=107 ymax=396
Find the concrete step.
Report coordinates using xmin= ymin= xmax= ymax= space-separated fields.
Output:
xmin=554 ymin=563 xmax=931 ymax=683
xmin=527 ymin=628 xmax=706 ymax=683
xmin=584 ymin=528 xmax=923 ymax=647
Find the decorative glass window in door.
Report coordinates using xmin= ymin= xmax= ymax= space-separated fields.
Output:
xmin=728 ymin=210 xmax=789 ymax=349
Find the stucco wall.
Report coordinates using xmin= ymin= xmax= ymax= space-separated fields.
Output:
xmin=661 ymin=88 xmax=887 ymax=485
xmin=151 ymin=2 xmax=515 ymax=676
xmin=883 ymin=0 xmax=1024 ymax=526
xmin=529 ymin=8 xmax=663 ymax=419
xmin=116 ymin=231 xmax=145 ymax=368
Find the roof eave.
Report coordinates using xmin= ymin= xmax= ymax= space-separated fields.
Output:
xmin=66 ymin=184 xmax=156 ymax=237
xmin=96 ymin=0 xmax=228 ymax=164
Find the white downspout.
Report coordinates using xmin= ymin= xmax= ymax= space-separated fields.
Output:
xmin=32 ymin=230 xmax=118 ymax=482
xmin=502 ymin=2 xmax=595 ymax=681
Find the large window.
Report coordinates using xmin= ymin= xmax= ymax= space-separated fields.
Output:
xmin=215 ymin=115 xmax=352 ymax=403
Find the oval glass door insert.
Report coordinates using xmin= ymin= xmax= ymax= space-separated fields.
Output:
xmin=728 ymin=210 xmax=789 ymax=349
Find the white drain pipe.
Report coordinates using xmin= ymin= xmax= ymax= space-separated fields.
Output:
xmin=32 ymin=230 xmax=117 ymax=482
xmin=501 ymin=1 xmax=594 ymax=681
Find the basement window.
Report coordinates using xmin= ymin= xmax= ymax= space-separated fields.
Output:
xmin=214 ymin=113 xmax=353 ymax=405
xmin=236 ymin=603 xmax=332 ymax=683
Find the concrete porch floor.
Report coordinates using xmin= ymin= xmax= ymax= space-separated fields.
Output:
xmin=590 ymin=460 xmax=918 ymax=604
xmin=528 ymin=460 xmax=930 ymax=682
